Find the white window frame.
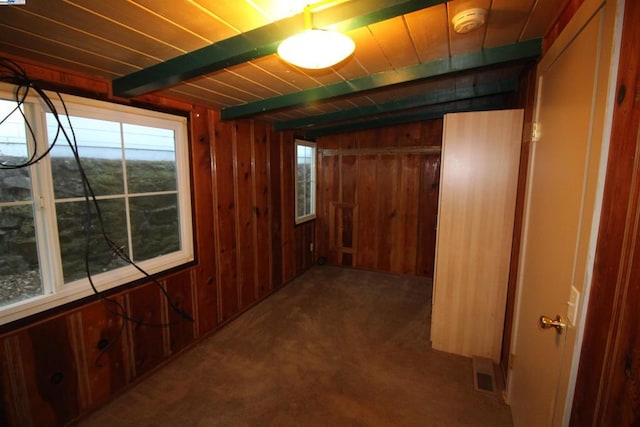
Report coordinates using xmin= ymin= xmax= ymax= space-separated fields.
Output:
xmin=0 ymin=86 xmax=193 ymax=325
xmin=294 ymin=139 xmax=316 ymax=224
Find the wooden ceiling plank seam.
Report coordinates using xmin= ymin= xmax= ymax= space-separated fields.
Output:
xmin=519 ymin=0 xmax=567 ymax=41
xmin=273 ymin=78 xmax=518 ymax=131
xmin=221 ymin=38 xmax=542 ymax=120
xmin=481 ymin=0 xmax=492 ymax=48
xmin=351 ymin=56 xmax=375 ymax=77
xmin=367 ymin=16 xmax=419 ymax=69
xmin=128 ymin=0 xmax=214 ymax=44
xmin=517 ymin=0 xmax=538 ymax=41
xmin=304 ymin=95 xmax=509 ymax=138
xmin=0 ymin=42 xmax=121 ymax=78
xmin=164 ymin=87 xmax=236 ymax=107
xmin=243 ymin=0 xmax=272 ymax=20
xmin=329 ymin=55 xmax=372 ymax=80
xmin=404 ymin=5 xmax=450 ymax=64
xmin=0 ymin=23 xmax=144 ymax=73
xmin=328 ymin=0 xmax=447 ymax=33
xmin=6 ymin=7 xmax=165 ymax=63
xmin=483 ymin=0 xmax=536 ymax=48
xmin=112 ymin=21 xmax=294 ymax=97
xmin=403 ymin=15 xmax=422 ymax=63
xmin=216 ymin=68 xmax=284 ymax=97
xmin=244 ymin=62 xmax=304 ymax=92
xmin=64 ymin=0 xmax=192 ymax=53
xmin=185 ymin=78 xmax=262 ymax=103
xmin=186 ymin=1 xmax=244 ymax=33
xmin=344 ymin=26 xmax=392 ymax=74
xmin=246 ymin=56 xmax=330 ymax=90
xmin=181 ymin=82 xmax=249 ymax=104
xmin=112 ymin=0 xmax=449 ymax=97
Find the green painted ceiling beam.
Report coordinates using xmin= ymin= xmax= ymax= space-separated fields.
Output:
xmin=112 ymin=0 xmax=447 ymax=98
xmin=302 ymin=96 xmax=509 ymax=138
xmin=274 ymin=78 xmax=518 ymax=131
xmin=222 ymin=39 xmax=541 ymax=120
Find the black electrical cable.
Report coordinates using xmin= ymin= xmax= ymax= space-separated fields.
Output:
xmin=0 ymin=58 xmax=194 ymax=361
xmin=55 ymin=94 xmax=193 ymax=325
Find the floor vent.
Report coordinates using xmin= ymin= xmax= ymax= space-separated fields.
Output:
xmin=472 ymin=356 xmax=497 ymax=394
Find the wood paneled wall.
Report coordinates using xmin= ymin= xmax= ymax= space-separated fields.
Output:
xmin=0 ymin=56 xmax=314 ymax=426
xmin=316 ymin=120 xmax=442 ymax=278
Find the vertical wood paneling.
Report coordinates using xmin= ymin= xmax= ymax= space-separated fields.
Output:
xmin=77 ymin=299 xmax=128 ymax=409
xmin=165 ymin=270 xmax=196 ymax=354
xmin=234 ymin=121 xmax=258 ymax=310
xmin=0 ymin=58 xmax=317 ymax=426
xmin=253 ymin=122 xmax=272 ymax=298
xmin=269 ymin=130 xmax=283 ymax=288
xmin=12 ymin=317 xmax=80 ymax=426
xmin=416 ymin=154 xmax=440 ymax=277
xmin=281 ymin=133 xmax=296 ymax=282
xmin=341 ymin=155 xmax=358 ymax=204
xmin=1 ymin=336 xmax=30 ymax=426
xmin=421 ymin=119 xmax=444 ymax=146
xmin=127 ymin=284 xmax=166 ymax=377
xmin=317 ymin=120 xmax=443 ymax=278
xmin=355 ymin=154 xmax=379 ymax=270
xmin=321 ymin=154 xmax=341 ymax=264
xmin=341 ymin=155 xmax=358 ymax=267
xmin=294 ymin=221 xmax=315 ymax=275
xmin=212 ymin=114 xmax=239 ymax=322
xmin=190 ymin=106 xmax=217 ymax=337
xmin=376 ymin=154 xmax=400 ymax=272
xmin=399 ymin=122 xmax=423 ymax=147
xmin=392 ymin=153 xmax=420 ymax=274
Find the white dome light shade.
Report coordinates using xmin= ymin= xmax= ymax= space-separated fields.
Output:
xmin=277 ymin=29 xmax=355 ymax=69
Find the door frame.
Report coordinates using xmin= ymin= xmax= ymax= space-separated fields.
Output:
xmin=570 ymin=0 xmax=640 ymax=423
xmin=505 ymin=0 xmax=624 ymax=423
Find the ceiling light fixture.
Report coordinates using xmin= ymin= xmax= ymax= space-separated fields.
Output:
xmin=277 ymin=5 xmax=355 ymax=69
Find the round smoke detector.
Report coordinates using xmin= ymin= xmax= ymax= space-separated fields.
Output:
xmin=452 ymin=8 xmax=488 ymax=34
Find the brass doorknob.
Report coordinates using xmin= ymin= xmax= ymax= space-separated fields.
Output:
xmin=539 ymin=315 xmax=566 ymax=334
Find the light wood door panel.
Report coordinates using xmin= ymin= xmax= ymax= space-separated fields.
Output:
xmin=431 ymin=109 xmax=523 ymax=362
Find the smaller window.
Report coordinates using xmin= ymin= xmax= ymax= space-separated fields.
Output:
xmin=295 ymin=139 xmax=316 ymax=224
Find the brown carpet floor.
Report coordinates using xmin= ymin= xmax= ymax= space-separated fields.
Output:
xmin=79 ymin=265 xmax=513 ymax=426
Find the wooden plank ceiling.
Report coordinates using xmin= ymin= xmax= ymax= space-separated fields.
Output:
xmin=0 ymin=0 xmax=565 ymax=137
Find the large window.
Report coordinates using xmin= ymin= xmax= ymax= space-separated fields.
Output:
xmin=295 ymin=139 xmax=316 ymax=224
xmin=0 ymin=88 xmax=192 ymax=324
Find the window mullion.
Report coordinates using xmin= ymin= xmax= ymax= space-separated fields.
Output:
xmin=27 ymin=102 xmax=64 ymax=295
xmin=121 ymin=123 xmax=134 ymax=262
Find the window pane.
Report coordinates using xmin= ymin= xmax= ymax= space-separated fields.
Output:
xmin=47 ymin=114 xmax=124 ymax=198
xmin=56 ymin=199 xmax=129 ymax=283
xmin=0 ymin=205 xmax=43 ymax=306
xmin=0 ymin=101 xmax=32 ymax=203
xmin=303 ymin=182 xmax=312 ymax=216
xmin=294 ymin=141 xmax=315 ymax=222
xmin=130 ymin=194 xmax=180 ymax=262
xmin=297 ymin=183 xmax=306 ymax=217
xmin=124 ymin=124 xmax=177 ymax=193
xmin=296 ymin=161 xmax=304 ymax=182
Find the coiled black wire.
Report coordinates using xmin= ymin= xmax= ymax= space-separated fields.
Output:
xmin=0 ymin=57 xmax=193 ymax=365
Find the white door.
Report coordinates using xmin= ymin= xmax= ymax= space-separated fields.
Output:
xmin=508 ymin=1 xmax=618 ymax=425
